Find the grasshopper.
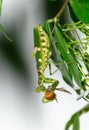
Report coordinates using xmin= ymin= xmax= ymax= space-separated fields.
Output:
xmin=33 ymin=24 xmax=71 ymax=103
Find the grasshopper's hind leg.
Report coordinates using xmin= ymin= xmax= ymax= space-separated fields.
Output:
xmin=36 ymin=76 xmax=59 ymax=93
xmin=35 ymin=85 xmax=46 ymax=93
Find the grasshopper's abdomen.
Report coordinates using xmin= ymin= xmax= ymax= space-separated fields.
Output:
xmin=34 ymin=24 xmax=51 ymax=73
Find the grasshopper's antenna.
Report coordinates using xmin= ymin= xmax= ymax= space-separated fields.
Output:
xmin=56 ymin=87 xmax=72 ymax=94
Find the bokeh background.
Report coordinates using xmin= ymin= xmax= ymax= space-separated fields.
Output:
xmin=0 ymin=0 xmax=88 ymax=130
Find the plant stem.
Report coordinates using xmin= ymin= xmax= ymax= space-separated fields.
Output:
xmin=54 ymin=0 xmax=69 ymax=23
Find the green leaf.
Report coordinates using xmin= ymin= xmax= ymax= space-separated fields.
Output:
xmin=43 ymin=20 xmax=74 ymax=87
xmin=65 ymin=113 xmax=80 ymax=130
xmin=51 ymin=40 xmax=74 ymax=87
xmin=65 ymin=113 xmax=77 ymax=130
xmin=0 ymin=0 xmax=3 ymax=16
xmin=54 ymin=25 xmax=82 ymax=88
xmin=69 ymin=0 xmax=89 ymax=24
xmin=65 ymin=104 xmax=89 ymax=130
xmin=73 ymin=113 xmax=80 ymax=130
xmin=65 ymin=117 xmax=73 ymax=130
xmin=84 ymin=52 xmax=89 ymax=72
xmin=0 ymin=24 xmax=12 ymax=42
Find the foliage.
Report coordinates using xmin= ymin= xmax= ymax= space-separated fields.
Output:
xmin=33 ymin=0 xmax=89 ymax=129
xmin=69 ymin=0 xmax=89 ymax=23
xmin=0 ymin=0 xmax=3 ymax=16
xmin=0 ymin=0 xmax=12 ymax=41
xmin=65 ymin=104 xmax=89 ymax=130
xmin=0 ymin=24 xmax=12 ymax=41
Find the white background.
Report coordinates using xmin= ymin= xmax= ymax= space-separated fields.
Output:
xmin=0 ymin=0 xmax=89 ymax=130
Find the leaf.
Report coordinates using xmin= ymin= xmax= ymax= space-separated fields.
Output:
xmin=69 ymin=0 xmax=89 ymax=24
xmin=65 ymin=117 xmax=74 ymax=130
xmin=73 ymin=113 xmax=80 ymax=130
xmin=0 ymin=2 xmax=12 ymax=42
xmin=65 ymin=113 xmax=76 ymax=130
xmin=51 ymin=40 xmax=74 ymax=87
xmin=54 ymin=25 xmax=82 ymax=88
xmin=0 ymin=0 xmax=3 ymax=16
xmin=0 ymin=24 xmax=12 ymax=42
xmin=83 ymin=52 xmax=89 ymax=72
xmin=65 ymin=104 xmax=89 ymax=130
xmin=43 ymin=20 xmax=74 ymax=87
xmin=65 ymin=119 xmax=73 ymax=130
xmin=65 ymin=113 xmax=80 ymax=130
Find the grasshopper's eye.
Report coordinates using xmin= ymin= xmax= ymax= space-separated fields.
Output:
xmin=45 ymin=90 xmax=55 ymax=100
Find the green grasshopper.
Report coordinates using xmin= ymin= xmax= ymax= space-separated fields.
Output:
xmin=33 ymin=24 xmax=71 ymax=103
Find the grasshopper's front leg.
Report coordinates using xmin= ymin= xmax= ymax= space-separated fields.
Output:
xmin=35 ymin=73 xmax=59 ymax=93
xmin=41 ymin=77 xmax=59 ymax=103
xmin=41 ymin=77 xmax=71 ymax=103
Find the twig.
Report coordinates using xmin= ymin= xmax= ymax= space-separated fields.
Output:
xmin=54 ymin=0 xmax=69 ymax=23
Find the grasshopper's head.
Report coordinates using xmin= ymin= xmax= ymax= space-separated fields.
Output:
xmin=42 ymin=86 xmax=58 ymax=103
